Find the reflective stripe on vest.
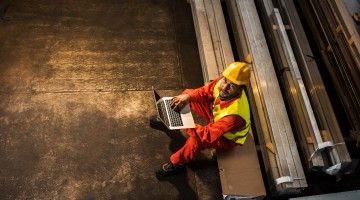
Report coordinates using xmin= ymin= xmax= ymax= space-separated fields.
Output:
xmin=212 ymin=78 xmax=251 ymax=144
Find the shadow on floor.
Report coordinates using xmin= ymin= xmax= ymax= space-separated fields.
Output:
xmin=158 ymin=174 xmax=198 ymax=200
xmin=149 ymin=120 xmax=198 ymax=200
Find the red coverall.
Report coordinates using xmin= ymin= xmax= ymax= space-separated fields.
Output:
xmin=170 ymin=77 xmax=246 ymax=165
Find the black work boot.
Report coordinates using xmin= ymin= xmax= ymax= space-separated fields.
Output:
xmin=155 ymin=162 xmax=186 ymax=179
xmin=149 ymin=116 xmax=167 ymax=131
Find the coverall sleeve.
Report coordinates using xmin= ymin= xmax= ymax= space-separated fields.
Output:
xmin=182 ymin=77 xmax=222 ymax=103
xmin=187 ymin=115 xmax=246 ymax=143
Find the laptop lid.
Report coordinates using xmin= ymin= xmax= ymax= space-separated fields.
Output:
xmin=152 ymin=87 xmax=195 ymax=130
xmin=152 ymin=86 xmax=161 ymax=102
xmin=152 ymin=87 xmax=163 ymax=123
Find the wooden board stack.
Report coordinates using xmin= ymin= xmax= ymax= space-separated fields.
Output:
xmin=188 ymin=0 xmax=234 ymax=83
xmin=256 ymin=0 xmax=352 ymax=175
xmin=225 ymin=0 xmax=307 ymax=195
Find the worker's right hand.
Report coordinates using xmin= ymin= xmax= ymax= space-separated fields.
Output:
xmin=171 ymin=94 xmax=190 ymax=111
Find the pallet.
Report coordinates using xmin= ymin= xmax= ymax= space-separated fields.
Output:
xmin=226 ymin=0 xmax=307 ymax=195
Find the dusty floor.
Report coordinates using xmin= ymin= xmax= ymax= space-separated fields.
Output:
xmin=0 ymin=0 xmax=222 ymax=199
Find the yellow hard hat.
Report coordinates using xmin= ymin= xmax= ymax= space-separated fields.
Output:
xmin=222 ymin=62 xmax=251 ymax=85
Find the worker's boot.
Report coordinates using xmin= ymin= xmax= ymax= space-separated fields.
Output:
xmin=155 ymin=162 xmax=186 ymax=179
xmin=149 ymin=116 xmax=167 ymax=131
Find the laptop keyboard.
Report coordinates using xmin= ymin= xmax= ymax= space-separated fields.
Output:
xmin=164 ymin=99 xmax=183 ymax=127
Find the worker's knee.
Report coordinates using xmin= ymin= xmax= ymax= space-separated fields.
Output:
xmin=186 ymin=136 xmax=202 ymax=151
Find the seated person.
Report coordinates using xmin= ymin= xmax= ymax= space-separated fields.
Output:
xmin=152 ymin=62 xmax=251 ymax=178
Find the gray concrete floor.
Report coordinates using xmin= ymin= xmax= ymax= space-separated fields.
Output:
xmin=0 ymin=0 xmax=222 ymax=199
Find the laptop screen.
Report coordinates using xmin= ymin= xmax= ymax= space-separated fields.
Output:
xmin=152 ymin=88 xmax=168 ymax=126
xmin=152 ymin=88 xmax=161 ymax=102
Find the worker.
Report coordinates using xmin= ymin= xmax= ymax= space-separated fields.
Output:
xmin=151 ymin=62 xmax=251 ymax=178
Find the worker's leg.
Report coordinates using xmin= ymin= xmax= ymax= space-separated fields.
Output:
xmin=170 ymin=134 xmax=202 ymax=165
xmin=156 ymin=132 xmax=236 ymax=178
xmin=170 ymin=131 xmax=236 ymax=165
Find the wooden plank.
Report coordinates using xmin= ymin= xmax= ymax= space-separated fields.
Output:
xmin=226 ymin=1 xmax=280 ymax=193
xmin=277 ymin=0 xmax=339 ymax=151
xmin=298 ymin=0 xmax=360 ymax=135
xmin=330 ymin=0 xmax=360 ymax=69
xmin=189 ymin=1 xmax=266 ymax=198
xmin=218 ymin=134 xmax=266 ymax=199
xmin=204 ymin=0 xmax=224 ymax=76
xmin=258 ymin=0 xmax=325 ymax=169
xmin=272 ymin=8 xmax=327 ymax=167
xmin=318 ymin=0 xmax=360 ymax=91
xmin=189 ymin=0 xmax=234 ymax=83
xmin=279 ymin=0 xmax=352 ymax=169
xmin=211 ymin=0 xmax=234 ymax=72
xmin=226 ymin=0 xmax=307 ymax=194
xmin=226 ymin=0 xmax=280 ymax=189
xmin=239 ymin=0 xmax=307 ymax=190
xmin=225 ymin=0 xmax=250 ymax=59
xmin=258 ymin=0 xmax=353 ymax=174
xmin=190 ymin=0 xmax=218 ymax=82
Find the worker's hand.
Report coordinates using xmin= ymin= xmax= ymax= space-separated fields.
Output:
xmin=171 ymin=94 xmax=190 ymax=111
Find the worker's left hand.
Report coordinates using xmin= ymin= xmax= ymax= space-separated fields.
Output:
xmin=171 ymin=94 xmax=190 ymax=111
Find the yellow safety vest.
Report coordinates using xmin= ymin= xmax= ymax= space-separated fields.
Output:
xmin=212 ymin=78 xmax=251 ymax=144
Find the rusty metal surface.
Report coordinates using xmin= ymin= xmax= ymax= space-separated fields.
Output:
xmin=0 ymin=0 xmax=219 ymax=199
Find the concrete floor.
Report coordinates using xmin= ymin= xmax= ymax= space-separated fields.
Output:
xmin=0 ymin=0 xmax=222 ymax=199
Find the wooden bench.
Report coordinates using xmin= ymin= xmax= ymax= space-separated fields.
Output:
xmin=188 ymin=0 xmax=266 ymax=198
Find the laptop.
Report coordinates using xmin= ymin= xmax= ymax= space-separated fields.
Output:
xmin=152 ymin=87 xmax=195 ymax=130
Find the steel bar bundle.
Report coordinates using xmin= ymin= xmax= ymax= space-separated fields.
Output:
xmin=189 ymin=0 xmax=234 ymax=83
xmin=295 ymin=0 xmax=360 ymax=137
xmin=256 ymin=0 xmax=352 ymax=175
xmin=226 ymin=0 xmax=307 ymax=195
